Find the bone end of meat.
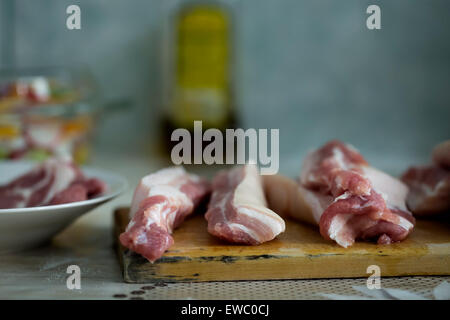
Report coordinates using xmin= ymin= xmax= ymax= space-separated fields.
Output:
xmin=119 ymin=198 xmax=175 ymax=263
xmin=206 ymin=164 xmax=285 ymax=245
xmin=120 ymin=166 xmax=210 ymax=263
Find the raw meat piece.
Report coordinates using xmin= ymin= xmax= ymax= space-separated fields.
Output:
xmin=401 ymin=166 xmax=450 ymax=216
xmin=300 ymin=140 xmax=370 ymax=197
xmin=205 ymin=164 xmax=285 ymax=245
xmin=401 ymin=140 xmax=450 ymax=216
xmin=264 ymin=174 xmax=332 ymax=225
xmin=119 ymin=167 xmax=210 ymax=262
xmin=265 ymin=140 xmax=414 ymax=247
xmin=0 ymin=157 xmax=106 ymax=209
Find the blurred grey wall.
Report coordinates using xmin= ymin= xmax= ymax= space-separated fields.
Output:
xmin=1 ymin=0 xmax=449 ymax=175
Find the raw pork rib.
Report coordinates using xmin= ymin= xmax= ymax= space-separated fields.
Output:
xmin=401 ymin=166 xmax=450 ymax=215
xmin=0 ymin=158 xmax=106 ymax=209
xmin=401 ymin=140 xmax=450 ymax=216
xmin=265 ymin=140 xmax=414 ymax=247
xmin=205 ymin=164 xmax=285 ymax=245
xmin=119 ymin=167 xmax=210 ymax=262
xmin=301 ymin=141 xmax=415 ymax=247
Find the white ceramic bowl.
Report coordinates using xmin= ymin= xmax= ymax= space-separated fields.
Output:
xmin=0 ymin=161 xmax=128 ymax=253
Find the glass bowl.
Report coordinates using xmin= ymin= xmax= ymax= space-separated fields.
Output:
xmin=0 ymin=66 xmax=102 ymax=164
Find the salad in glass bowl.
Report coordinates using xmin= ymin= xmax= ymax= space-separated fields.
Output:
xmin=0 ymin=66 xmax=105 ymax=164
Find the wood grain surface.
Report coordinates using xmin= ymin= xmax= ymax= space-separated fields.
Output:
xmin=114 ymin=208 xmax=450 ymax=283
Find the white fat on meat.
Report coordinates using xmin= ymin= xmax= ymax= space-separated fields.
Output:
xmin=328 ymin=214 xmax=353 ymax=245
xmin=301 ymin=141 xmax=415 ymax=246
xmin=128 ymin=167 xmax=204 ymax=230
xmin=362 ymin=166 xmax=409 ymax=211
xmin=205 ymin=164 xmax=285 ymax=244
xmin=120 ymin=166 xmax=210 ymax=262
xmin=41 ymin=160 xmax=77 ymax=204
xmin=265 ymin=140 xmax=415 ymax=247
xmin=0 ymin=158 xmax=79 ymax=208
xmin=400 ymin=140 xmax=450 ymax=216
xmin=129 ymin=167 xmax=195 ymax=218
xmin=401 ymin=165 xmax=450 ymax=216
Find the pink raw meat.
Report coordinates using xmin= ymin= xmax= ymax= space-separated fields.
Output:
xmin=401 ymin=165 xmax=450 ymax=216
xmin=0 ymin=158 xmax=106 ymax=209
xmin=401 ymin=140 xmax=450 ymax=216
xmin=297 ymin=140 xmax=415 ymax=247
xmin=119 ymin=167 xmax=210 ymax=262
xmin=205 ymin=164 xmax=285 ymax=245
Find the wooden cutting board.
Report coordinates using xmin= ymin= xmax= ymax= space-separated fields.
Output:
xmin=114 ymin=207 xmax=450 ymax=283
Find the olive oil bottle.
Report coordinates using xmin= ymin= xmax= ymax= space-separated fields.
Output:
xmin=161 ymin=0 xmax=237 ymax=157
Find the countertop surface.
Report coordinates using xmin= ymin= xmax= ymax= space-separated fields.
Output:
xmin=0 ymin=151 xmax=449 ymax=300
